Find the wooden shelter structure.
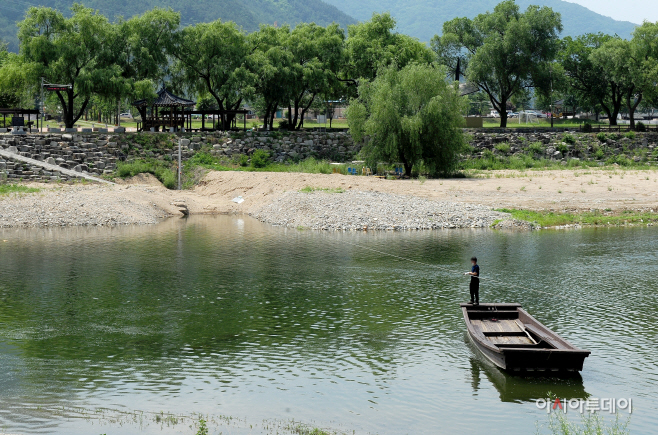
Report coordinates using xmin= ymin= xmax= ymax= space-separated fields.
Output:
xmin=190 ymin=109 xmax=248 ymax=131
xmin=0 ymin=108 xmax=40 ymax=132
xmin=133 ymin=87 xmax=248 ymax=132
xmin=133 ymin=87 xmax=195 ymax=132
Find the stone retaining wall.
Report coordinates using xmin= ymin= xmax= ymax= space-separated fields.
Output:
xmin=1 ymin=130 xmax=657 ymax=182
xmin=0 ymin=130 xmax=358 ymax=182
xmin=468 ymin=131 xmax=658 ymax=162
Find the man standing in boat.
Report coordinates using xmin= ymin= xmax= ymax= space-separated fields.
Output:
xmin=466 ymin=257 xmax=480 ymax=305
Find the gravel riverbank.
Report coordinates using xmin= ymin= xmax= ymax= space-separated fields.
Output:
xmin=0 ymin=184 xmax=170 ymax=228
xmin=251 ymin=190 xmax=510 ymax=230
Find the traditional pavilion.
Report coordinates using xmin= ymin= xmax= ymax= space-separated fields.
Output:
xmin=133 ymin=87 xmax=195 ymax=132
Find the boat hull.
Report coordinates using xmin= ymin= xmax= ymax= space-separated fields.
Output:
xmin=461 ymin=303 xmax=590 ymax=374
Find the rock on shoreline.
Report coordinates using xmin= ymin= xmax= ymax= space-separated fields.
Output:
xmin=251 ymin=190 xmax=511 ymax=231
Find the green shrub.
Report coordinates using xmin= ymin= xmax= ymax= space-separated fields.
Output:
xmin=462 ymin=144 xmax=476 ymax=155
xmin=582 ymin=122 xmax=593 ymax=133
xmin=250 ymin=149 xmax=271 ymax=168
xmin=238 ymin=154 xmax=249 ymax=167
xmin=482 ymin=149 xmax=495 ymax=159
xmin=596 ymin=132 xmax=607 ymax=142
xmin=528 ymin=141 xmax=545 ymax=155
xmin=563 ymin=133 xmax=576 ymax=144
xmin=594 ymin=148 xmax=605 ymax=159
xmin=624 ymin=131 xmax=636 ymax=140
xmin=494 ymin=142 xmax=511 ymax=154
xmin=635 ymin=121 xmax=647 ymax=132
xmin=116 ymin=160 xmax=177 ymax=189
xmin=188 ymin=152 xmax=217 ymax=166
xmin=557 ymin=143 xmax=568 ymax=154
xmin=278 ymin=119 xmax=291 ymax=130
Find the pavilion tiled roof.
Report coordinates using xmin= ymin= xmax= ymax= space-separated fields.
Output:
xmin=133 ymin=87 xmax=195 ymax=108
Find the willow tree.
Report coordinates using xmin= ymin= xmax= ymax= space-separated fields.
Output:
xmin=0 ymin=43 xmax=22 ymax=107
xmin=347 ymin=63 xmax=466 ymax=177
xmin=172 ymin=19 xmax=250 ymax=130
xmin=284 ymin=22 xmax=345 ymax=130
xmin=432 ymin=0 xmax=562 ymax=127
xmin=18 ymin=5 xmax=117 ymax=128
xmin=247 ymin=25 xmax=296 ymax=130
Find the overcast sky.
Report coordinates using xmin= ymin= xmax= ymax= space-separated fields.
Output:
xmin=566 ymin=0 xmax=658 ymax=24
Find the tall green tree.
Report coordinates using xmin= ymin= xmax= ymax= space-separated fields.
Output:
xmin=17 ymin=5 xmax=118 ymax=128
xmin=342 ymin=13 xmax=433 ymax=93
xmin=114 ymin=7 xmax=180 ymax=115
xmin=173 ymin=19 xmax=250 ymax=130
xmin=559 ymin=34 xmax=625 ymax=125
xmin=284 ymin=22 xmax=345 ymax=130
xmin=347 ymin=63 xmax=466 ymax=177
xmin=590 ymin=39 xmax=645 ymax=128
xmin=0 ymin=43 xmax=22 ymax=108
xmin=248 ymin=25 xmax=295 ymax=130
xmin=432 ymin=0 xmax=562 ymax=127
xmin=632 ymin=21 xmax=658 ymax=107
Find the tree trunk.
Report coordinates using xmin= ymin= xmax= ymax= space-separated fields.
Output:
xmin=298 ymin=93 xmax=316 ymax=131
xmin=263 ymin=107 xmax=271 ymax=130
xmin=609 ymin=107 xmax=620 ymax=126
xmin=499 ymin=109 xmax=508 ymax=128
xmin=628 ymin=91 xmax=642 ymax=130
xmin=403 ymin=161 xmax=412 ymax=177
xmin=292 ymin=100 xmax=300 ymax=130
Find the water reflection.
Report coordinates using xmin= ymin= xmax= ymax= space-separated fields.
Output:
xmin=0 ymin=217 xmax=656 ymax=434
xmin=468 ymin=355 xmax=589 ymax=403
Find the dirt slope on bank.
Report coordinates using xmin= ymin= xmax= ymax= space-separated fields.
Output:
xmin=192 ymin=169 xmax=658 ymax=214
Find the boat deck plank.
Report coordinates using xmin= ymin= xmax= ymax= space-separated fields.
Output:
xmin=472 ymin=319 xmax=522 ymax=333
xmin=487 ymin=335 xmax=534 ymax=345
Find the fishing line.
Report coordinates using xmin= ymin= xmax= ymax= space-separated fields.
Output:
xmin=340 ymin=239 xmax=635 ymax=312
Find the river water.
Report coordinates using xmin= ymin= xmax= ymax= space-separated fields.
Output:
xmin=0 ymin=216 xmax=656 ymax=434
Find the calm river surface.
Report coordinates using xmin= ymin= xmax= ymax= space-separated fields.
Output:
xmin=0 ymin=216 xmax=656 ymax=434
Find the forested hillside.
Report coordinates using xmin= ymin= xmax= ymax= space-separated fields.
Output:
xmin=0 ymin=0 xmax=356 ymax=51
xmin=323 ymin=0 xmax=638 ymax=41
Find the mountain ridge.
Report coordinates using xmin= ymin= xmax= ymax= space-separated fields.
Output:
xmin=0 ymin=0 xmax=357 ymax=52
xmin=1 ymin=0 xmax=639 ymax=53
xmin=323 ymin=0 xmax=638 ymax=41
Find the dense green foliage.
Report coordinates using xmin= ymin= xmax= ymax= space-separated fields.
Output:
xmin=348 ymin=63 xmax=466 ymax=176
xmin=558 ymin=22 xmax=658 ymax=127
xmin=116 ymin=159 xmax=177 ymax=188
xmin=433 ymin=1 xmax=562 ymax=127
xmin=1 ymin=1 xmax=655 ymax=138
xmin=323 ymin=0 xmax=637 ymax=43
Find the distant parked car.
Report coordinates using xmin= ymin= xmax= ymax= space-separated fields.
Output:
xmin=489 ymin=110 xmax=500 ymax=118
xmin=120 ymin=112 xmax=133 ymax=119
xmin=523 ymin=110 xmax=547 ymax=118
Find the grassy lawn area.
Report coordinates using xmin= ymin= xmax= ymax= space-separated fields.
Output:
xmin=497 ymin=208 xmax=658 ymax=227
xmin=482 ymin=118 xmax=607 ymax=129
xmin=0 ymin=184 xmax=41 ymax=195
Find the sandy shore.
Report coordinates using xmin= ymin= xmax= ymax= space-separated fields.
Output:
xmin=1 ymin=168 xmax=657 ymax=229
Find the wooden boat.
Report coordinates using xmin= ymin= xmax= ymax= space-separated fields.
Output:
xmin=460 ymin=303 xmax=590 ymax=374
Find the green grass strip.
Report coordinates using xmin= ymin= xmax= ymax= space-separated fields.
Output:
xmin=497 ymin=208 xmax=658 ymax=227
xmin=0 ymin=184 xmax=41 ymax=195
